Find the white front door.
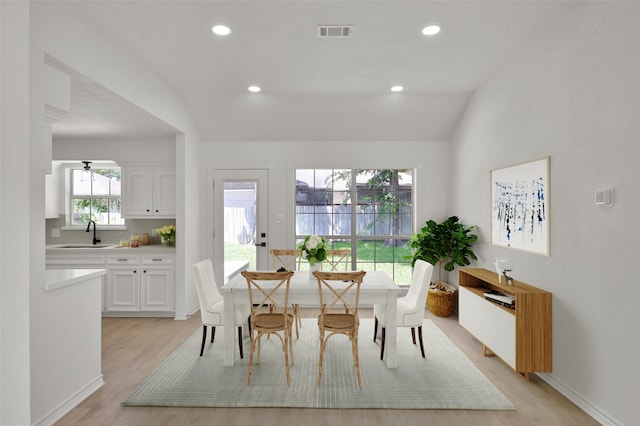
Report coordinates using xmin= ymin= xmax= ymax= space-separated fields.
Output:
xmin=213 ymin=170 xmax=269 ymax=284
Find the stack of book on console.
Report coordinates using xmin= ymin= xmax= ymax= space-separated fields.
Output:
xmin=483 ymin=290 xmax=515 ymax=309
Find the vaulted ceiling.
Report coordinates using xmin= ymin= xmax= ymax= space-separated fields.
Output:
xmin=51 ymin=0 xmax=579 ymax=142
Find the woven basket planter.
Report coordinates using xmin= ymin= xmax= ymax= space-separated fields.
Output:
xmin=427 ymin=282 xmax=456 ymax=317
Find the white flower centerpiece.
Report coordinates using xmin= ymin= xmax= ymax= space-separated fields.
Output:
xmin=298 ymin=234 xmax=327 ymax=277
xmin=156 ymin=225 xmax=176 ymax=247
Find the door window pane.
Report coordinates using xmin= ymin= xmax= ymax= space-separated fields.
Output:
xmin=223 ymin=181 xmax=257 ymax=271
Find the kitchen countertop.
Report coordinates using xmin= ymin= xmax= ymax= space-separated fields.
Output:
xmin=46 ymin=244 xmax=176 ymax=253
xmin=45 ymin=268 xmax=107 ymax=291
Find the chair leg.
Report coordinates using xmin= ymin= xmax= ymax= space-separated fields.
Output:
xmin=373 ymin=316 xmax=378 ymax=342
xmin=200 ymin=325 xmax=207 ymax=356
xmin=317 ymin=330 xmax=325 ymax=386
xmin=293 ymin=304 xmax=300 ymax=339
xmin=411 ymin=327 xmax=416 ymax=344
xmin=284 ymin=328 xmax=291 ymax=387
xmin=257 ymin=333 xmax=262 ymax=363
xmin=237 ymin=326 xmax=244 ymax=359
xmin=247 ymin=330 xmax=256 ymax=385
xmin=418 ymin=325 xmax=426 ymax=358
xmin=380 ymin=327 xmax=386 ymax=360
xmin=211 ymin=326 xmax=216 ymax=343
xmin=289 ymin=326 xmax=295 ymax=365
xmin=353 ymin=331 xmax=362 ymax=388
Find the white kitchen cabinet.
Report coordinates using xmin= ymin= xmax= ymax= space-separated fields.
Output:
xmin=151 ymin=168 xmax=176 ymax=217
xmin=46 ymin=248 xmax=176 ymax=317
xmin=140 ymin=256 xmax=174 ymax=312
xmin=105 ymin=254 xmax=174 ymax=314
xmin=122 ymin=166 xmax=176 ymax=218
xmin=106 ymin=266 xmax=140 ymax=312
xmin=105 ymin=255 xmax=141 ymax=312
xmin=45 ymin=162 xmax=63 ymax=219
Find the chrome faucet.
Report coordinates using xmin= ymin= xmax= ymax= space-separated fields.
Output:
xmin=86 ymin=220 xmax=101 ymax=245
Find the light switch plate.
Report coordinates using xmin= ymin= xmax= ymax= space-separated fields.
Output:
xmin=51 ymin=228 xmax=61 ymax=237
xmin=275 ymin=214 xmax=284 ymax=224
xmin=595 ymin=188 xmax=613 ymax=206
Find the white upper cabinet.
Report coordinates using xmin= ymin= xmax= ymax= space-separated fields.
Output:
xmin=45 ymin=162 xmax=63 ymax=219
xmin=122 ymin=165 xmax=176 ymax=218
xmin=152 ymin=167 xmax=176 ymax=217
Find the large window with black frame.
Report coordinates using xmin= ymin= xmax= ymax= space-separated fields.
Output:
xmin=295 ymin=169 xmax=413 ymax=285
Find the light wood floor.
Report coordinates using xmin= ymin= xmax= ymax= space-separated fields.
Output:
xmin=55 ymin=309 xmax=598 ymax=426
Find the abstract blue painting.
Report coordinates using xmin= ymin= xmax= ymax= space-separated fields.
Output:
xmin=491 ymin=157 xmax=549 ymax=255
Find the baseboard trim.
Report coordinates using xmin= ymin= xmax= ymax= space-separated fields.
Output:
xmin=174 ymin=305 xmax=198 ymax=320
xmin=32 ymin=375 xmax=104 ymax=426
xmin=102 ymin=312 xmax=175 ymax=318
xmin=538 ymin=373 xmax=620 ymax=426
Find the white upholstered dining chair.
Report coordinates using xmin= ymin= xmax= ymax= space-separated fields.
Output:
xmin=192 ymin=259 xmax=251 ymax=358
xmin=373 ymin=259 xmax=433 ymax=360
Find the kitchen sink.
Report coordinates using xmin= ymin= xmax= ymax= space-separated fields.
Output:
xmin=54 ymin=244 xmax=118 ymax=249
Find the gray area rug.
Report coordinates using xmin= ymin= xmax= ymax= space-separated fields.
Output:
xmin=122 ymin=318 xmax=514 ymax=410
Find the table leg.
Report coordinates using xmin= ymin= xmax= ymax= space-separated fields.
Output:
xmin=223 ymin=291 xmax=236 ymax=367
xmin=384 ymin=290 xmax=398 ymax=368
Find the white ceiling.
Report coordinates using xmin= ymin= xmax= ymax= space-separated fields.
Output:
xmin=51 ymin=0 xmax=580 ymax=142
xmin=53 ymin=70 xmax=179 ymax=139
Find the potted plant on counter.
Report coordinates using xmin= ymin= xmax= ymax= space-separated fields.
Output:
xmin=156 ymin=225 xmax=176 ymax=247
xmin=406 ymin=216 xmax=478 ymax=317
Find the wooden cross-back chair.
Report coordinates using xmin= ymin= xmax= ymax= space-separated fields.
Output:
xmin=325 ymin=249 xmax=351 ymax=271
xmin=269 ymin=249 xmax=303 ymax=338
xmin=241 ymin=270 xmax=295 ymax=387
xmin=269 ymin=248 xmax=302 ymax=271
xmin=313 ymin=270 xmax=367 ymax=387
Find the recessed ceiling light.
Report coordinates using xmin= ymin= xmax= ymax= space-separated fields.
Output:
xmin=391 ymin=85 xmax=404 ymax=92
xmin=248 ymin=85 xmax=261 ymax=93
xmin=212 ymin=25 xmax=231 ymax=36
xmin=422 ymin=25 xmax=441 ymax=36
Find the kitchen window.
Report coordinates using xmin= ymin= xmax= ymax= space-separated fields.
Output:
xmin=69 ymin=167 xmax=124 ymax=226
xmin=295 ymin=169 xmax=414 ymax=285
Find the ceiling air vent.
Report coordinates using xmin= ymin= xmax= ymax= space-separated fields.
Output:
xmin=317 ymin=25 xmax=353 ymax=38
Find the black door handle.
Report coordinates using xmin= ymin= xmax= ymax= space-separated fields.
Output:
xmin=255 ymin=242 xmax=266 ymax=247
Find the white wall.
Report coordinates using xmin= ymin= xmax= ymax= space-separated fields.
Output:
xmin=451 ymin=2 xmax=640 ymax=425
xmin=202 ymin=140 xmax=451 ymax=271
xmin=31 ymin=274 xmax=103 ymax=426
xmin=29 ymin=0 xmax=203 ymax=324
xmin=52 ymin=137 xmax=176 ymax=164
xmin=25 ymin=2 xmax=203 ymax=421
xmin=1 ymin=2 xmax=33 ymax=424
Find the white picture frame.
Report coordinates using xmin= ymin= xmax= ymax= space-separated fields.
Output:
xmin=490 ymin=157 xmax=550 ymax=256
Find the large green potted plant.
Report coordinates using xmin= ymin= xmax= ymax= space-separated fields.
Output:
xmin=406 ymin=216 xmax=478 ymax=316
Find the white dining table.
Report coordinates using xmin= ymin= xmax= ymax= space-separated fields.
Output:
xmin=221 ymin=270 xmax=400 ymax=368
